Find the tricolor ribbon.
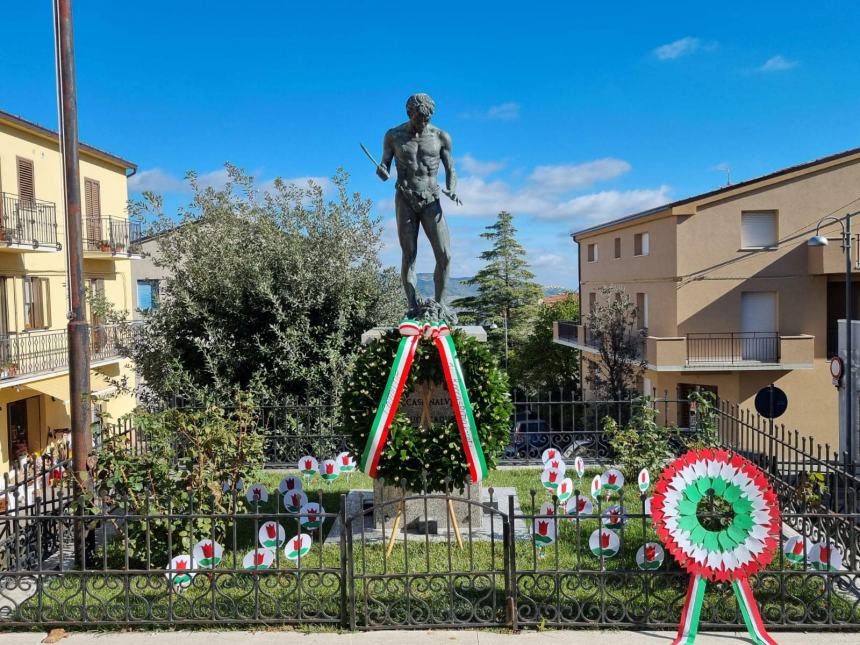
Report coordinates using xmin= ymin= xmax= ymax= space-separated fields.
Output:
xmin=671 ymin=574 xmax=778 ymax=645
xmin=359 ymin=319 xmax=488 ymax=483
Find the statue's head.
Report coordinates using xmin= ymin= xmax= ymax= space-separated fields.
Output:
xmin=406 ymin=93 xmax=435 ymax=133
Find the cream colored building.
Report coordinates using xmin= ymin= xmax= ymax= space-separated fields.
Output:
xmin=0 ymin=108 xmax=140 ymax=472
xmin=554 ymin=146 xmax=860 ymax=448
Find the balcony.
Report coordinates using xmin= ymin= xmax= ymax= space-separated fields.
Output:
xmin=0 ymin=193 xmax=60 ymax=252
xmin=808 ymin=237 xmax=860 ymax=275
xmin=0 ymin=323 xmax=140 ymax=383
xmin=554 ymin=322 xmax=815 ymax=371
xmin=83 ymin=216 xmax=143 ymax=259
xmin=553 ymin=320 xmax=645 ymax=358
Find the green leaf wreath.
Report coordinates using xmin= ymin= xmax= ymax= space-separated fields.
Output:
xmin=342 ymin=329 xmax=513 ymax=492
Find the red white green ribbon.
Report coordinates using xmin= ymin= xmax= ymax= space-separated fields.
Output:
xmin=359 ymin=319 xmax=488 ymax=483
xmin=671 ymin=575 xmax=777 ymax=645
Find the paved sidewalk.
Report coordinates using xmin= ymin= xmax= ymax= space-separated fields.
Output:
xmin=0 ymin=630 xmax=858 ymax=645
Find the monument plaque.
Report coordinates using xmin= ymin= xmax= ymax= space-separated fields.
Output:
xmin=399 ymin=381 xmax=455 ymax=427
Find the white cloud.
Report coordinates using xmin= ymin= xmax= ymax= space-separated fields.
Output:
xmin=547 ymin=186 xmax=672 ymax=223
xmin=756 ymin=55 xmax=798 ymax=73
xmin=460 ymin=154 xmax=505 ymax=177
xmin=654 ymin=37 xmax=702 ymax=60
xmin=463 ymin=102 xmax=521 ymax=121
xmin=127 ymin=168 xmax=186 ymax=193
xmin=528 ymin=158 xmax=631 ymax=193
xmin=531 ymin=252 xmax=565 ymax=268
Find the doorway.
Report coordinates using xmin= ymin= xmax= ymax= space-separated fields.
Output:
xmin=741 ymin=292 xmax=777 ymax=361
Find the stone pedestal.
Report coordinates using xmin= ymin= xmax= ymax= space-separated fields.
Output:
xmin=372 ymin=479 xmax=484 ymax=533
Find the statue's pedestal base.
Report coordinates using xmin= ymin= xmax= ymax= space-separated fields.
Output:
xmin=372 ymin=479 xmax=483 ymax=533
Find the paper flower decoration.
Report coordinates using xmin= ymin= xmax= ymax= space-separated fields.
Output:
xmin=541 ymin=467 xmax=562 ymax=493
xmin=337 ymin=451 xmax=356 ymax=474
xmin=539 ymin=501 xmax=559 ymax=518
xmin=166 ymin=554 xmax=195 ymax=590
xmin=566 ymin=494 xmax=593 ymax=518
xmin=283 ymin=490 xmax=309 ymax=514
xmin=298 ymin=455 xmax=318 ymax=477
xmin=285 ymin=533 xmax=313 ymax=561
xmin=245 ymin=483 xmax=269 ymax=504
xmin=589 ymin=528 xmax=620 ymax=558
xmin=299 ymin=502 xmax=325 ymax=531
xmin=541 ymin=448 xmax=562 ymax=464
xmin=574 ymin=456 xmax=585 ymax=479
xmin=602 ymin=505 xmax=626 ymax=529
xmin=636 ymin=542 xmax=664 ymax=570
xmin=320 ymin=459 xmax=339 ymax=482
xmin=242 ymin=548 xmax=275 ymax=570
xmin=258 ymin=521 xmax=286 ymax=549
xmin=192 ymin=540 xmax=223 ymax=569
xmin=783 ymin=535 xmax=812 ymax=565
xmin=601 ymin=468 xmax=624 ymax=493
xmin=556 ymin=477 xmax=573 ymax=504
xmin=651 ymin=449 xmax=780 ymax=582
xmin=278 ymin=475 xmax=303 ymax=495
xmin=533 ymin=517 xmax=556 ymax=547
xmin=810 ymin=543 xmax=843 ymax=571
xmin=638 ymin=468 xmax=650 ymax=493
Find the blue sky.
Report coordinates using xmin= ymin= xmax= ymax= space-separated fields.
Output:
xmin=2 ymin=2 xmax=860 ymax=288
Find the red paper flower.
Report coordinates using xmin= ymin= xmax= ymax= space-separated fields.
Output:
xmin=266 ymin=524 xmax=277 ymax=539
xmin=325 ymin=463 xmax=334 ymax=475
xmin=792 ymin=541 xmax=804 ymax=556
xmin=645 ymin=545 xmax=657 ymax=561
xmin=341 ymin=455 xmax=350 ymax=465
xmin=608 ymin=473 xmax=617 ymax=485
xmin=304 ymin=459 xmax=313 ymax=470
xmin=600 ymin=532 xmax=610 ymax=549
xmin=176 ymin=559 xmax=188 ymax=570
xmin=254 ymin=552 xmax=265 ymax=566
xmin=538 ymin=521 xmax=548 ymax=536
xmin=201 ymin=542 xmax=214 ymax=559
xmin=548 ymin=471 xmax=557 ymax=483
xmin=577 ymin=498 xmax=587 ymax=512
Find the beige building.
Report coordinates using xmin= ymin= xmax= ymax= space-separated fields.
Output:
xmin=554 ymin=146 xmax=860 ymax=448
xmin=0 ymin=108 xmax=140 ymax=472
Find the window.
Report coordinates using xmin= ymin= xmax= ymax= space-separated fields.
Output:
xmin=23 ymin=277 xmax=48 ymax=329
xmin=16 ymin=158 xmax=35 ymax=204
xmin=636 ymin=292 xmax=648 ymax=329
xmin=741 ymin=211 xmax=777 ymax=249
xmin=84 ymin=178 xmax=102 ymax=247
xmin=588 ymin=292 xmax=596 ymax=312
xmin=137 ymin=279 xmax=160 ymax=311
xmin=587 ymin=243 xmax=598 ymax=263
xmin=614 ymin=237 xmax=621 ymax=259
xmin=634 ymin=232 xmax=650 ymax=256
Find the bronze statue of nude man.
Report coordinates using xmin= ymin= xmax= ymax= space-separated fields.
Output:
xmin=374 ymin=93 xmax=460 ymax=322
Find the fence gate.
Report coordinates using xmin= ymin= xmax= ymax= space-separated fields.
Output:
xmin=345 ymin=492 xmax=513 ymax=629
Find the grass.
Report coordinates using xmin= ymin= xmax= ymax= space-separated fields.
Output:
xmin=11 ymin=468 xmax=859 ymax=628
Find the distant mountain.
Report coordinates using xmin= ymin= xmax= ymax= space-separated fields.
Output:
xmin=415 ymin=273 xmax=572 ymax=302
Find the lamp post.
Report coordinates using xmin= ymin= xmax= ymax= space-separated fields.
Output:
xmin=808 ymin=210 xmax=860 ymax=470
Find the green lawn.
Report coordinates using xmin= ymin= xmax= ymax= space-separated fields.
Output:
xmin=11 ymin=468 xmax=859 ymax=628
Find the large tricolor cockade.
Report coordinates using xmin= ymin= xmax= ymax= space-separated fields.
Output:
xmin=359 ymin=319 xmax=488 ymax=483
xmin=652 ymin=449 xmax=780 ymax=645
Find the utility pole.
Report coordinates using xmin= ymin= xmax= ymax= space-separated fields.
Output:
xmin=54 ymin=0 xmax=92 ymax=516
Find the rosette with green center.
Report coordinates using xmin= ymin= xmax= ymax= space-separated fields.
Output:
xmin=651 ymin=449 xmax=780 ymax=582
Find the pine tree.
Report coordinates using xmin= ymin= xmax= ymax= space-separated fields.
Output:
xmin=453 ymin=211 xmax=543 ymax=369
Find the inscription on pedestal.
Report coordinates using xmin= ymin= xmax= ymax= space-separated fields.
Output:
xmin=400 ymin=381 xmax=455 ymax=427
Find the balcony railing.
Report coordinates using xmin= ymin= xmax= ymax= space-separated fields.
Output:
xmin=0 ymin=193 xmax=59 ymax=249
xmin=556 ymin=320 xmax=579 ymax=343
xmin=686 ymin=332 xmax=780 ymax=365
xmin=0 ymin=323 xmax=140 ymax=381
xmin=84 ymin=216 xmax=143 ymax=255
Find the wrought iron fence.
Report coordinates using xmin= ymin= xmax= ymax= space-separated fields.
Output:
xmin=0 ymin=193 xmax=59 ymax=249
xmin=0 ymin=484 xmax=856 ymax=629
xmin=687 ymin=332 xmax=780 ymax=364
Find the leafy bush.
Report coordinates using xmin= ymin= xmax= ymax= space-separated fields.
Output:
xmin=683 ymin=390 xmax=721 ymax=450
xmin=602 ymin=396 xmax=676 ymax=478
xmin=342 ymin=329 xmax=513 ymax=492
xmin=91 ymin=391 xmax=264 ymax=566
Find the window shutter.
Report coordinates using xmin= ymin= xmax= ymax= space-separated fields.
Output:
xmin=614 ymin=237 xmax=621 ymax=258
xmin=85 ymin=178 xmax=101 ymax=218
xmin=17 ymin=158 xmax=35 ymax=203
xmin=641 ymin=233 xmax=649 ymax=255
xmin=742 ymin=212 xmax=777 ymax=248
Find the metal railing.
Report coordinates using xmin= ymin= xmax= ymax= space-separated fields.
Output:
xmin=687 ymin=332 xmax=780 ymax=364
xmin=0 ymin=323 xmax=139 ymax=381
xmin=556 ymin=320 xmax=579 ymax=343
xmin=0 ymin=483 xmax=856 ymax=629
xmin=0 ymin=193 xmax=59 ymax=249
xmin=83 ymin=216 xmax=143 ymax=255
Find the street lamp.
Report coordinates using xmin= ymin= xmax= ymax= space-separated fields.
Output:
xmin=808 ymin=210 xmax=860 ymax=470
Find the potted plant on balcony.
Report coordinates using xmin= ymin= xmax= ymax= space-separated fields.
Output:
xmin=114 ymin=242 xmax=126 ymax=253
xmin=0 ymin=360 xmax=17 ymax=379
xmin=98 ymin=239 xmax=111 ymax=252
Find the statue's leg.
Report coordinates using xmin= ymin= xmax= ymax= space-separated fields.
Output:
xmin=420 ymin=200 xmax=452 ymax=304
xmin=396 ymin=192 xmax=421 ymax=316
